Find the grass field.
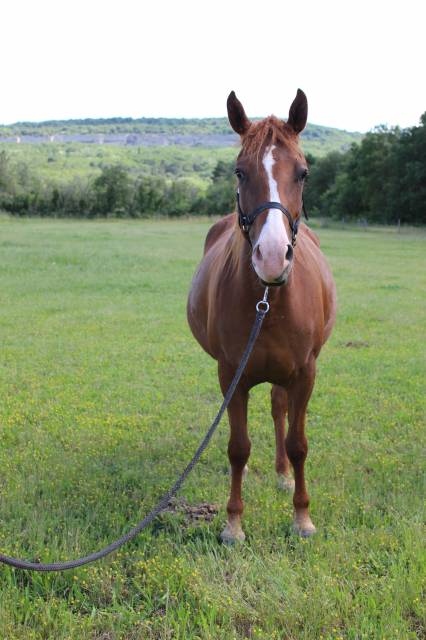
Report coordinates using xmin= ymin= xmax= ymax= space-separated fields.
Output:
xmin=0 ymin=217 xmax=425 ymax=639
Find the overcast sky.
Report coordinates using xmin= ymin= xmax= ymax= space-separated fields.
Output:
xmin=1 ymin=0 xmax=424 ymax=132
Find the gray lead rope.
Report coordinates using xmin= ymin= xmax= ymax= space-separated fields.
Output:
xmin=0 ymin=289 xmax=269 ymax=572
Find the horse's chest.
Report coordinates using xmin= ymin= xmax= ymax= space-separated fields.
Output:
xmin=255 ymin=332 xmax=302 ymax=383
xmin=226 ymin=318 xmax=311 ymax=386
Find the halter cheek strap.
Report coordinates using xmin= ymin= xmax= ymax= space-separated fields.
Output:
xmin=236 ymin=191 xmax=303 ymax=248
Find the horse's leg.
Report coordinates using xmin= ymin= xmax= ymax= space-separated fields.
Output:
xmin=218 ymin=362 xmax=250 ymax=543
xmin=286 ymin=360 xmax=316 ymax=537
xmin=271 ymin=385 xmax=295 ymax=492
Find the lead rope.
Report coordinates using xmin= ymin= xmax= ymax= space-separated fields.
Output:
xmin=0 ymin=288 xmax=269 ymax=572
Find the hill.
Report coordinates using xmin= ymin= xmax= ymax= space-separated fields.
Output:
xmin=0 ymin=117 xmax=364 ymax=218
xmin=0 ymin=117 xmax=362 ymax=157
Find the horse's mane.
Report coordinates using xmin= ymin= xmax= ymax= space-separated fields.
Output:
xmin=221 ymin=216 xmax=248 ymax=276
xmin=241 ymin=115 xmax=300 ymax=159
xmin=221 ymin=116 xmax=302 ymax=274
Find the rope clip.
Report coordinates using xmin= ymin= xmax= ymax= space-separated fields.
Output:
xmin=256 ymin=287 xmax=270 ymax=314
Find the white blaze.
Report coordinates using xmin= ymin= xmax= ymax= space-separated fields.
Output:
xmin=257 ymin=145 xmax=290 ymax=250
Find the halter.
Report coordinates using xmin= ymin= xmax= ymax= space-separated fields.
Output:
xmin=236 ymin=191 xmax=308 ymax=248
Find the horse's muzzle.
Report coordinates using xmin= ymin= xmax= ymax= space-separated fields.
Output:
xmin=260 ymin=266 xmax=291 ymax=287
xmin=253 ymin=243 xmax=293 ymax=286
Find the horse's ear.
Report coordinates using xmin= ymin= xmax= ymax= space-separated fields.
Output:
xmin=227 ymin=91 xmax=251 ymax=135
xmin=287 ymin=89 xmax=308 ymax=134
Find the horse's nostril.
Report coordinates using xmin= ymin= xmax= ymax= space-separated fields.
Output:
xmin=254 ymin=244 xmax=262 ymax=261
xmin=285 ymin=244 xmax=293 ymax=262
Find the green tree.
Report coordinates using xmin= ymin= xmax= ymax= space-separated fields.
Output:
xmin=304 ymin=151 xmax=344 ymax=216
xmin=92 ymin=165 xmax=132 ymax=216
xmin=134 ymin=176 xmax=167 ymax=217
xmin=390 ymin=113 xmax=426 ymax=224
xmin=0 ymin=151 xmax=15 ymax=194
xmin=164 ymin=179 xmax=200 ymax=217
xmin=303 ymin=116 xmax=426 ymax=224
xmin=201 ymin=160 xmax=235 ymax=215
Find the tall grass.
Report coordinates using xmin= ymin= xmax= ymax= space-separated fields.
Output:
xmin=0 ymin=219 xmax=424 ymax=639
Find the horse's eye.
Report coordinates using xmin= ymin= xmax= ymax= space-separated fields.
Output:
xmin=298 ymin=168 xmax=309 ymax=182
xmin=234 ymin=168 xmax=245 ymax=180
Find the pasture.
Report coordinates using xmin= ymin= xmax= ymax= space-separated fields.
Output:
xmin=0 ymin=217 xmax=424 ymax=639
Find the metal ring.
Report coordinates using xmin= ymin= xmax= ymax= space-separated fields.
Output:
xmin=256 ymin=300 xmax=270 ymax=313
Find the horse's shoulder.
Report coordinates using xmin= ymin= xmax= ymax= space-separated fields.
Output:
xmin=301 ymin=223 xmax=320 ymax=247
xmin=203 ymin=213 xmax=236 ymax=254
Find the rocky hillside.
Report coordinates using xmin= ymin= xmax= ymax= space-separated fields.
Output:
xmin=0 ymin=117 xmax=362 ymax=157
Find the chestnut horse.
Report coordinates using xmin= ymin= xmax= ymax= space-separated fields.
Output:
xmin=187 ymin=90 xmax=336 ymax=543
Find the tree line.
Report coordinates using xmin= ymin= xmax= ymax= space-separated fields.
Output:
xmin=0 ymin=113 xmax=424 ymax=223
xmin=0 ymin=160 xmax=203 ymax=218
xmin=0 ymin=152 xmax=233 ymax=218
xmin=304 ymin=113 xmax=426 ymax=224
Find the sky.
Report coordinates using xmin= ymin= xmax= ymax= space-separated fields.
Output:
xmin=1 ymin=0 xmax=425 ymax=132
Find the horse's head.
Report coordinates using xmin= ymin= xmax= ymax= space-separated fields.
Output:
xmin=227 ymin=90 xmax=309 ymax=286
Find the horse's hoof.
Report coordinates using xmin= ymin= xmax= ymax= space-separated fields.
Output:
xmin=293 ymin=523 xmax=316 ymax=538
xmin=220 ymin=523 xmax=246 ymax=544
xmin=277 ymin=474 xmax=295 ymax=493
xmin=293 ymin=515 xmax=317 ymax=538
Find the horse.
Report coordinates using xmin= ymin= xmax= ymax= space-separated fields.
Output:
xmin=187 ymin=89 xmax=336 ymax=543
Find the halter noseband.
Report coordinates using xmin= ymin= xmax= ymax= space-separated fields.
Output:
xmin=236 ymin=191 xmax=308 ymax=248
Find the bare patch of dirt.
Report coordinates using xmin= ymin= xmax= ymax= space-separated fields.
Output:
xmin=406 ymin=610 xmax=426 ymax=639
xmin=345 ymin=340 xmax=370 ymax=348
xmin=165 ymin=497 xmax=219 ymax=524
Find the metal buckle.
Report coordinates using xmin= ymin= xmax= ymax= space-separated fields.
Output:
xmin=256 ymin=287 xmax=270 ymax=313
xmin=256 ymin=300 xmax=270 ymax=313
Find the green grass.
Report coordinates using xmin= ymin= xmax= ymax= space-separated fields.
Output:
xmin=0 ymin=218 xmax=424 ymax=639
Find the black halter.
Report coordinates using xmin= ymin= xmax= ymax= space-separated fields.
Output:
xmin=236 ymin=191 xmax=308 ymax=248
